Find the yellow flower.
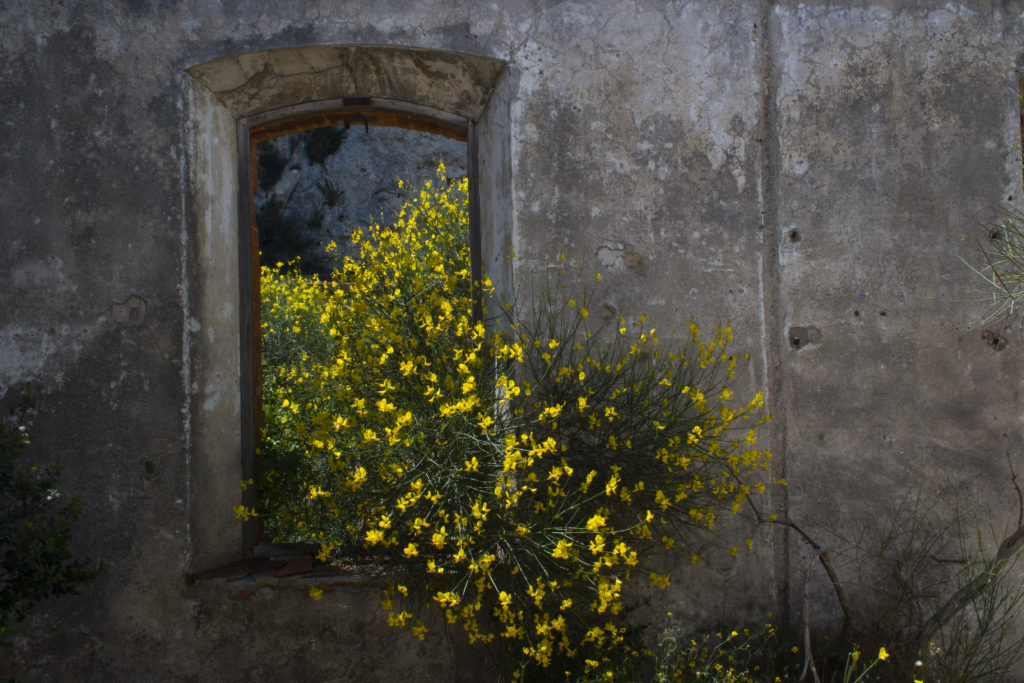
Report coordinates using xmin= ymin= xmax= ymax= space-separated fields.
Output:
xmin=552 ymin=539 xmax=572 ymax=559
xmin=471 ymin=500 xmax=490 ymax=519
xmin=878 ymin=647 xmax=889 ymax=661
xmin=604 ymin=474 xmax=619 ymax=496
xmin=308 ymin=586 xmax=323 ymax=600
xmin=307 ymin=485 xmax=331 ymax=500
xmin=649 ymin=572 xmax=670 ymax=589
xmin=540 ymin=403 xmax=563 ymax=419
xmin=232 ymin=505 xmax=257 ymax=521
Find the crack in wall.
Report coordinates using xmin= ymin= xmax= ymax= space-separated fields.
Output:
xmin=179 ymin=72 xmax=194 ymax=573
xmin=755 ymin=0 xmax=790 ymax=623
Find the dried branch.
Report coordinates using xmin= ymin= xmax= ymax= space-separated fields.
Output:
xmin=742 ymin=493 xmax=853 ymax=643
xmin=1008 ymin=453 xmax=1023 ymax=530
xmin=800 ymin=548 xmax=823 ymax=683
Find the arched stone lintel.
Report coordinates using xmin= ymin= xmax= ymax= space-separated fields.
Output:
xmin=187 ymin=45 xmax=506 ymax=122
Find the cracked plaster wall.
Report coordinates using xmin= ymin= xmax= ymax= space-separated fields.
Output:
xmin=2 ymin=0 xmax=1024 ymax=679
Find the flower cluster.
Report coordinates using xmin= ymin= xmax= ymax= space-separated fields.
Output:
xmin=251 ymin=164 xmax=771 ymax=680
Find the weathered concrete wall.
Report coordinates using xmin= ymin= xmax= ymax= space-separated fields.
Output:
xmin=770 ymin=4 xmax=1024 ymax=625
xmin=2 ymin=0 xmax=1023 ymax=679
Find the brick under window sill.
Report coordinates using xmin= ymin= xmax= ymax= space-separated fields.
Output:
xmin=190 ymin=544 xmax=389 ymax=600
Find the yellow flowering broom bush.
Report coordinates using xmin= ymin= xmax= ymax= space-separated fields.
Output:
xmin=253 ymin=165 xmax=771 ymax=680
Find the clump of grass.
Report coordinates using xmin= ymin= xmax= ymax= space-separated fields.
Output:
xmin=960 ymin=209 xmax=1024 ymax=334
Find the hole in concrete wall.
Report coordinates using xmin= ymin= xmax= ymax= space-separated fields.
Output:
xmin=623 ymin=251 xmax=646 ymax=270
xmin=112 ymin=295 xmax=146 ymax=325
xmin=788 ymin=229 xmax=801 ymax=243
xmin=981 ymin=329 xmax=1008 ymax=351
xmin=788 ymin=325 xmax=820 ymax=350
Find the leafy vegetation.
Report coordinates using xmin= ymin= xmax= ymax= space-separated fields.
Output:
xmin=250 ymin=162 xmax=1024 ymax=682
xmin=252 ymin=165 xmax=772 ymax=680
xmin=0 ymin=389 xmax=95 ymax=643
xmin=961 ymin=209 xmax=1024 ymax=337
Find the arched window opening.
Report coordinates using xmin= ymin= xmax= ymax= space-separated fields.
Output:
xmin=184 ymin=46 xmax=510 ymax=570
xmin=244 ymin=111 xmax=472 ymax=552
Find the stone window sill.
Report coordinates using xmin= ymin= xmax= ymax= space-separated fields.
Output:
xmin=189 ymin=544 xmax=389 ymax=600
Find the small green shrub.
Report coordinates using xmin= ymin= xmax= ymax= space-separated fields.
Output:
xmin=843 ymin=496 xmax=1024 ymax=683
xmin=639 ymin=618 xmax=899 ymax=683
xmin=0 ymin=389 xmax=96 ymax=642
xmin=650 ymin=621 xmax=789 ymax=682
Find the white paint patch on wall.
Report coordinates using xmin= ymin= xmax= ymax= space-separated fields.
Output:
xmin=0 ymin=255 xmax=89 ymax=397
xmin=11 ymin=255 xmax=76 ymax=293
xmin=0 ymin=325 xmax=59 ymax=397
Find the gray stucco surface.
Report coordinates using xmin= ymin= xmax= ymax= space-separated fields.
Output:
xmin=2 ymin=1 xmax=1024 ymax=679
